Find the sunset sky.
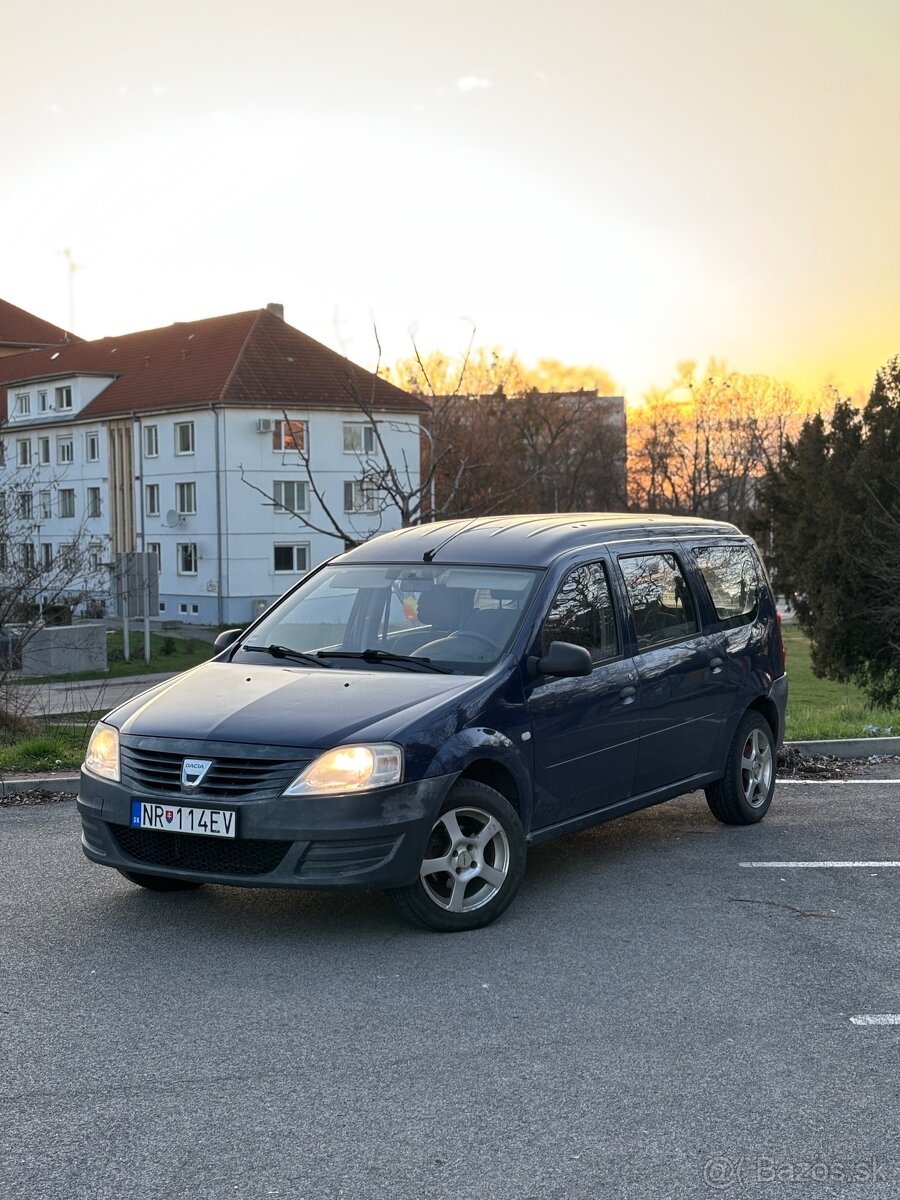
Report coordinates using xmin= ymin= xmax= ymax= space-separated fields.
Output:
xmin=2 ymin=0 xmax=898 ymax=400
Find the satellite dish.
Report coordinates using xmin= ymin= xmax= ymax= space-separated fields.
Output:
xmin=164 ymin=509 xmax=181 ymax=528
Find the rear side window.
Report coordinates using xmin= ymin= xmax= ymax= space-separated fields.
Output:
xmin=693 ymin=544 xmax=760 ymax=626
xmin=618 ymin=553 xmax=698 ymax=648
xmin=541 ymin=562 xmax=619 ymax=664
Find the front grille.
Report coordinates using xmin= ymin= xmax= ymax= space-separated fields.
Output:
xmin=120 ymin=745 xmax=303 ymax=799
xmin=111 ymin=824 xmax=291 ymax=876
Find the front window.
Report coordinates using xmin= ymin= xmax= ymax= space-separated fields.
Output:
xmin=273 ymin=480 xmax=308 ymax=514
xmin=143 ymin=425 xmax=159 ymax=457
xmin=273 ymin=543 xmax=309 ymax=573
xmin=145 ymin=484 xmax=160 ymax=517
xmin=39 ymin=490 xmax=51 ymax=519
xmin=240 ymin=563 xmax=541 ymax=675
xmin=86 ymin=432 xmax=100 ymax=462
xmin=344 ymin=480 xmax=377 ymax=513
xmin=146 ymin=542 xmax=161 ymax=572
xmin=38 ymin=437 xmax=50 ymax=465
xmin=343 ymin=422 xmax=376 ymax=454
xmin=17 ymin=492 xmax=33 ymax=520
xmin=57 ymin=436 xmax=73 ymax=465
xmin=59 ymin=489 xmax=76 ymax=518
xmin=38 ymin=391 xmax=49 ymax=413
xmin=175 ymin=422 xmax=195 ymax=455
xmin=541 ymin=562 xmax=620 ymax=663
xmin=41 ymin=543 xmax=53 ymax=569
xmin=176 ymin=481 xmax=196 ymax=515
xmin=21 ymin=542 xmax=35 ymax=569
xmin=177 ymin=542 xmax=197 ymax=575
xmin=15 ymin=393 xmax=30 ymax=416
xmin=273 ymin=419 xmax=307 ymax=454
xmin=17 ymin=440 xmax=31 ymax=467
xmin=87 ymin=487 xmax=102 ymax=519
xmin=56 ymin=385 xmax=73 ymax=411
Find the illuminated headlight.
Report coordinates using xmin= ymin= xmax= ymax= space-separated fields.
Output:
xmin=84 ymin=721 xmax=120 ymax=782
xmin=284 ymin=744 xmax=403 ymax=796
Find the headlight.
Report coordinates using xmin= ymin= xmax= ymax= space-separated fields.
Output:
xmin=284 ymin=743 xmax=403 ymax=795
xmin=84 ymin=721 xmax=120 ymax=782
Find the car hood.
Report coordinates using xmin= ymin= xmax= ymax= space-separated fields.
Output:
xmin=110 ymin=660 xmax=485 ymax=748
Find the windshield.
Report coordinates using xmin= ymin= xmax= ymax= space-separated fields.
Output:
xmin=238 ymin=563 xmax=542 ymax=674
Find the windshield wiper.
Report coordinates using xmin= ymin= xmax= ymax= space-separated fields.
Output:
xmin=316 ymin=649 xmax=451 ymax=673
xmin=241 ymin=643 xmax=332 ymax=668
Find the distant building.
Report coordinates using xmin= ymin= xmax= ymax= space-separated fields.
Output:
xmin=0 ymin=304 xmax=424 ymax=624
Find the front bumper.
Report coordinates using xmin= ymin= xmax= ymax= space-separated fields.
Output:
xmin=78 ymin=769 xmax=455 ymax=890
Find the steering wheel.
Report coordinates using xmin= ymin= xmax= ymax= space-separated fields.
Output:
xmin=415 ymin=630 xmax=501 ymax=658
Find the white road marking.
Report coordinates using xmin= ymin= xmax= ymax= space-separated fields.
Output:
xmin=779 ymin=779 xmax=900 ymax=784
xmin=850 ymin=1015 xmax=900 ymax=1026
xmin=739 ymin=861 xmax=900 ymax=868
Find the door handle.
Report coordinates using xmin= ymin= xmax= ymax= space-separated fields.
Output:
xmin=709 ymin=656 xmax=724 ymax=674
xmin=619 ymin=685 xmax=637 ymax=704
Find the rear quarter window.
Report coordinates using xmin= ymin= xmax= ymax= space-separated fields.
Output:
xmin=693 ymin=544 xmax=760 ymax=627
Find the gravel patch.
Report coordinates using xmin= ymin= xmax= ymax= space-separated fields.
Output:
xmin=0 ymin=786 xmax=77 ymax=807
xmin=777 ymin=747 xmax=900 ymax=779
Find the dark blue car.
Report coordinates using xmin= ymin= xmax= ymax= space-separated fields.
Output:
xmin=79 ymin=514 xmax=788 ymax=931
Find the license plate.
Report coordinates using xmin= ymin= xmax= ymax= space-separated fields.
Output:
xmin=130 ymin=801 xmax=236 ymax=838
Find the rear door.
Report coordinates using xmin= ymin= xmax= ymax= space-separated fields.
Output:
xmin=615 ymin=548 xmax=725 ymax=794
xmin=526 ymin=559 xmax=641 ymax=829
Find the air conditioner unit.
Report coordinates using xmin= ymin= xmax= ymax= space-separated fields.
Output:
xmin=256 ymin=418 xmax=273 ymax=434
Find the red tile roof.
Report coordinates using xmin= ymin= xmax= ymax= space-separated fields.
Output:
xmin=0 ymin=308 xmax=425 ymax=418
xmin=0 ymin=298 xmax=80 ymax=349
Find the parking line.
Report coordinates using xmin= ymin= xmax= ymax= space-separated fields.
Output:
xmin=779 ymin=779 xmax=900 ymax=785
xmin=739 ymin=861 xmax=900 ymax=868
xmin=850 ymin=1015 xmax=900 ymax=1026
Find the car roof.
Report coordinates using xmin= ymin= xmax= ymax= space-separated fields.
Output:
xmin=339 ymin=513 xmax=744 ymax=569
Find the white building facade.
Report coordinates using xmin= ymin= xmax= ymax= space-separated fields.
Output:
xmin=0 ymin=307 xmax=424 ymax=625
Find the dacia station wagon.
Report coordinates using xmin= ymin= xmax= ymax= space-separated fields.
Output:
xmin=79 ymin=514 xmax=788 ymax=931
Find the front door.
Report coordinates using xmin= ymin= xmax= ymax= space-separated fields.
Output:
xmin=526 ymin=560 xmax=641 ymax=830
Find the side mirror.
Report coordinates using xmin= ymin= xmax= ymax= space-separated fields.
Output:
xmin=528 ymin=640 xmax=593 ymax=679
xmin=214 ymin=628 xmax=243 ymax=651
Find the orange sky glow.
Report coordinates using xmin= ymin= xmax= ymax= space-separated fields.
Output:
xmin=2 ymin=0 xmax=898 ymax=403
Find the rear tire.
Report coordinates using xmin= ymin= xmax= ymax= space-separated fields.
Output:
xmin=117 ymin=869 xmax=204 ymax=892
xmin=389 ymin=780 xmax=526 ymax=932
xmin=705 ymin=711 xmax=776 ymax=825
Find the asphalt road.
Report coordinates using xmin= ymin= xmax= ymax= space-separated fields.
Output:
xmin=2 ymin=783 xmax=898 ymax=1200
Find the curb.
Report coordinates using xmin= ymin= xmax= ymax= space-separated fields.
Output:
xmin=1 ymin=774 xmax=80 ymax=797
xmin=784 ymin=737 xmax=900 ymax=759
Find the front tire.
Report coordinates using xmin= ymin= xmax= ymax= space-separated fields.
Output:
xmin=705 ymin=711 xmax=777 ymax=825
xmin=389 ymin=780 xmax=526 ymax=932
xmin=117 ymin=869 xmax=204 ymax=892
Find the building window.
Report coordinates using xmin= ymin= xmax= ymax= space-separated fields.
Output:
xmin=176 ymin=481 xmax=196 ymax=515
xmin=343 ymin=422 xmax=376 ymax=454
xmin=17 ymin=440 xmax=31 ymax=467
xmin=58 ymin=543 xmax=74 ymax=565
xmin=272 ymin=480 xmax=309 ymax=514
xmin=57 ymin=436 xmax=74 ymax=465
xmin=86 ymin=432 xmax=100 ymax=462
xmin=180 ymin=602 xmax=188 ymax=614
xmin=59 ymin=489 xmax=76 ymax=518
xmin=146 ymin=542 xmax=161 ymax=572
xmin=39 ymin=490 xmax=51 ymax=519
xmin=87 ymin=487 xmax=102 ymax=519
xmin=159 ymin=601 xmax=166 ymax=612
xmin=344 ymin=480 xmax=377 ymax=513
xmin=89 ymin=544 xmax=104 ymax=572
xmin=38 ymin=437 xmax=50 ymax=465
xmin=55 ymin=385 xmax=73 ymax=411
xmin=273 ymin=543 xmax=310 ymax=573
xmin=17 ymin=492 xmax=33 ymax=520
xmin=15 ymin=393 xmax=30 ymax=416
xmin=145 ymin=484 xmax=160 ymax=517
xmin=38 ymin=391 xmax=49 ymax=413
xmin=177 ymin=542 xmax=197 ymax=575
xmin=143 ymin=425 xmax=159 ymax=458
xmin=273 ymin=419 xmax=307 ymax=454
xmin=191 ymin=603 xmax=199 ymax=614
xmin=21 ymin=542 xmax=35 ymax=569
xmin=41 ymin=543 xmax=53 ymax=569
xmin=175 ymin=422 xmax=195 ymax=455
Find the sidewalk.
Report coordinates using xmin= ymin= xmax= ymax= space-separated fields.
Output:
xmin=16 ymin=671 xmax=177 ymax=718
